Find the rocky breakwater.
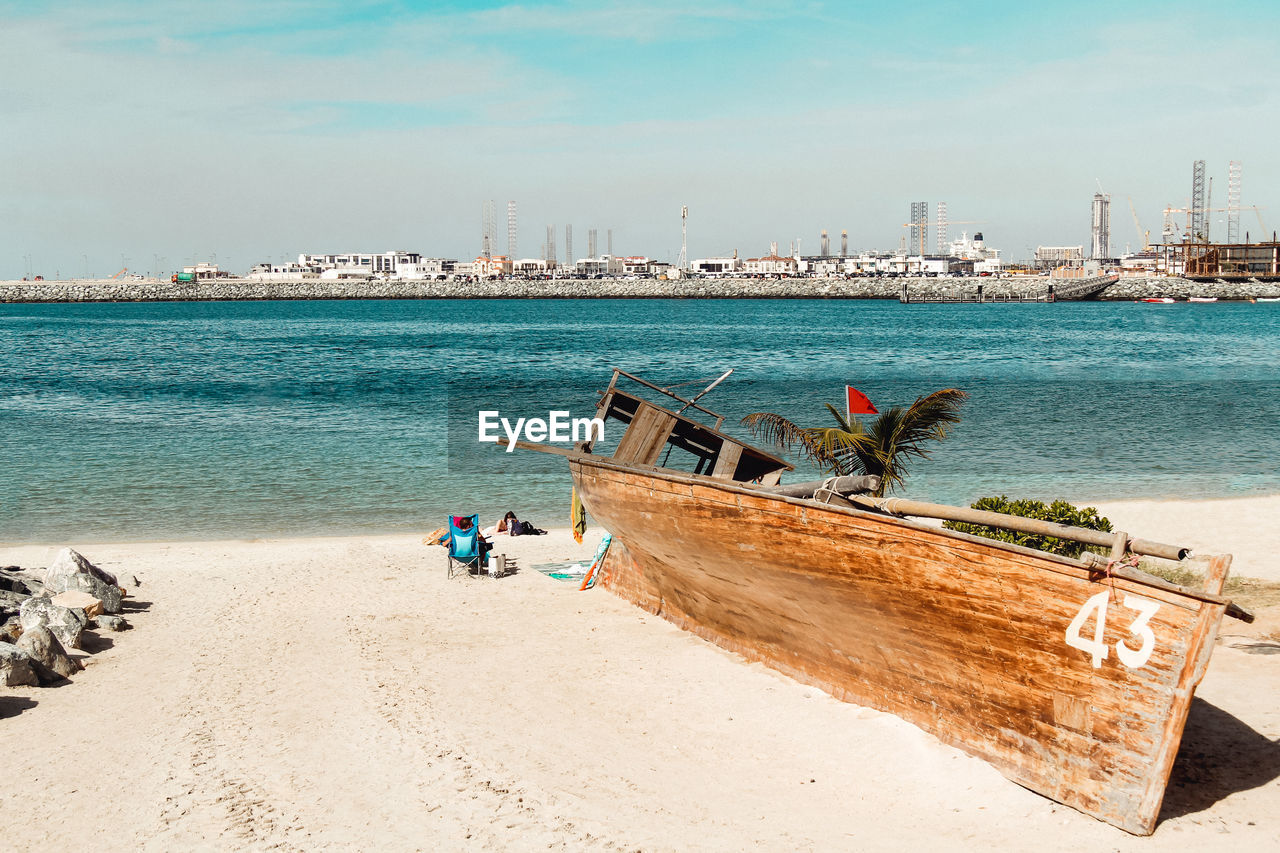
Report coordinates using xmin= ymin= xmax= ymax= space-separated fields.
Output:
xmin=1095 ymin=276 xmax=1280 ymax=301
xmin=0 ymin=275 xmax=1016 ymax=301
xmin=6 ymin=275 xmax=1280 ymax=302
xmin=1 ymin=548 xmax=136 ymax=688
xmin=0 ymin=276 xmax=908 ymax=301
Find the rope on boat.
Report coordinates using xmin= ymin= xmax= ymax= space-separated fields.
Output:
xmin=813 ymin=476 xmax=842 ymax=505
xmin=879 ymin=497 xmax=905 ymax=516
xmin=1098 ymin=553 xmax=1142 ymax=601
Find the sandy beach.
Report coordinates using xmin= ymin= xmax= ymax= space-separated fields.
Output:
xmin=3 ymin=497 xmax=1279 ymax=851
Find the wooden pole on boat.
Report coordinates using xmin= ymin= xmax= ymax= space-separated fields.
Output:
xmin=755 ymin=475 xmax=880 ymax=499
xmin=675 ymin=369 xmax=734 ymax=415
xmin=847 ymin=495 xmax=1190 ymax=562
xmin=1110 ymin=530 xmax=1129 ymax=560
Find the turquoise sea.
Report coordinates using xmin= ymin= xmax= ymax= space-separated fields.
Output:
xmin=2 ymin=299 xmax=1279 ymax=542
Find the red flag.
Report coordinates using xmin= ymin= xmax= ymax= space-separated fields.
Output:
xmin=846 ymin=385 xmax=878 ymax=415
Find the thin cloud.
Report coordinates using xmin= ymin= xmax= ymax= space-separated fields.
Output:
xmin=463 ymin=1 xmax=787 ymax=42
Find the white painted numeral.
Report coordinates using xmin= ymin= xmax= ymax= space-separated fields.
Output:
xmin=1065 ymin=592 xmax=1162 ymax=670
xmin=1115 ymin=595 xmax=1161 ymax=668
xmin=1066 ymin=591 xmax=1110 ymax=668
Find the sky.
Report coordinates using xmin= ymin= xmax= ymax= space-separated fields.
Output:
xmin=2 ymin=0 xmax=1279 ymax=278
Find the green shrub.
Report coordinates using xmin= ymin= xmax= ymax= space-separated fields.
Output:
xmin=943 ymin=495 xmax=1113 ymax=558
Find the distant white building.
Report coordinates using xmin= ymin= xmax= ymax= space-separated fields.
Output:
xmin=247 ymin=261 xmax=320 ymax=281
xmin=1035 ymin=246 xmax=1085 ymax=270
xmin=472 ymin=255 xmax=512 ymax=278
xmin=906 ymin=256 xmax=950 ymax=276
xmin=620 ymin=256 xmax=653 ymax=276
xmin=394 ymin=257 xmax=456 ymax=279
xmin=869 ymin=255 xmax=907 ymax=275
xmin=692 ymin=256 xmax=742 ymax=276
xmin=576 ymin=256 xmax=625 ymax=276
xmin=806 ymin=258 xmax=843 ymax=277
xmin=298 ymin=251 xmax=423 ymax=279
xmin=513 ymin=258 xmax=554 ymax=275
xmin=182 ymin=262 xmax=225 ymax=280
xmin=744 ymin=253 xmax=798 ymax=276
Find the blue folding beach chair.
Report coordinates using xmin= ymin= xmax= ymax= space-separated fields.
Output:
xmin=445 ymin=514 xmax=489 ymax=578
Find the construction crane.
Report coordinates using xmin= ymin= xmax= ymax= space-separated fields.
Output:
xmin=110 ymin=268 xmax=127 ymax=279
xmin=1127 ymin=198 xmax=1150 ymax=251
xmin=1250 ymin=206 xmax=1269 ymax=236
xmin=899 ymin=220 xmax=983 ymax=255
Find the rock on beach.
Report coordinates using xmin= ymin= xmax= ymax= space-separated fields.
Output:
xmin=0 ymin=642 xmax=40 ymax=687
xmin=16 ymin=625 xmax=82 ymax=683
xmin=51 ymin=589 xmax=104 ymax=619
xmin=92 ymin=615 xmax=130 ymax=632
xmin=44 ymin=548 xmax=123 ymax=614
xmin=19 ymin=598 xmax=87 ymax=651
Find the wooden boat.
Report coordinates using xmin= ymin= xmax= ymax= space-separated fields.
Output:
xmin=517 ymin=369 xmax=1250 ymax=835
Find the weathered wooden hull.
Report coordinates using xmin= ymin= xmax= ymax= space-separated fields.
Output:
xmin=570 ymin=456 xmax=1228 ymax=835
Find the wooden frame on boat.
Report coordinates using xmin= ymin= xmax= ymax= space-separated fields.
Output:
xmin=518 ymin=369 xmax=1247 ymax=835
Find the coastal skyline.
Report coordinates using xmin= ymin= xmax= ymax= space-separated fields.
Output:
xmin=3 ymin=0 xmax=1278 ymax=279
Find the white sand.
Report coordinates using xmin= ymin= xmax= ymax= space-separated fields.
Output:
xmin=2 ymin=501 xmax=1278 ymax=851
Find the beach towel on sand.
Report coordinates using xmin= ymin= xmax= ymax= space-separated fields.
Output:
xmin=580 ymin=533 xmax=613 ymax=590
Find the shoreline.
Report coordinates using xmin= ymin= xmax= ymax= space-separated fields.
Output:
xmin=6 ymin=491 xmax=1277 ymax=580
xmin=4 ymin=275 xmax=1279 ymax=302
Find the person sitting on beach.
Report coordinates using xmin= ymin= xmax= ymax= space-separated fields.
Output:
xmin=454 ymin=515 xmax=493 ymax=560
xmin=497 ymin=511 xmax=520 ymax=536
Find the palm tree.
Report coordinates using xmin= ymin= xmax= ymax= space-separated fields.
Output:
xmin=742 ymin=389 xmax=968 ymax=496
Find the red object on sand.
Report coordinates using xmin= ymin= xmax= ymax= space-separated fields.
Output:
xmin=846 ymin=385 xmax=878 ymax=416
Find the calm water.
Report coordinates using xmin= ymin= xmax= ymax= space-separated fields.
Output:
xmin=2 ymin=299 xmax=1279 ymax=542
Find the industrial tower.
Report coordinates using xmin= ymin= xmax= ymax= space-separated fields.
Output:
xmin=820 ymin=229 xmax=829 ymax=256
xmin=481 ymin=200 xmax=496 ymax=258
xmin=566 ymin=224 xmax=573 ymax=266
xmin=1190 ymin=160 xmax=1207 ymax=242
xmin=936 ymin=202 xmax=948 ymax=255
xmin=546 ymin=225 xmax=556 ymax=264
xmin=1227 ymin=161 xmax=1242 ymax=244
xmin=588 ymin=229 xmax=598 ymax=259
xmin=507 ymin=201 xmax=517 ymax=259
xmin=1091 ymin=192 xmax=1110 ymax=259
xmin=841 ymin=230 xmax=848 ymax=257
xmin=909 ymin=202 xmax=928 ymax=256
xmin=677 ymin=205 xmax=688 ymax=270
